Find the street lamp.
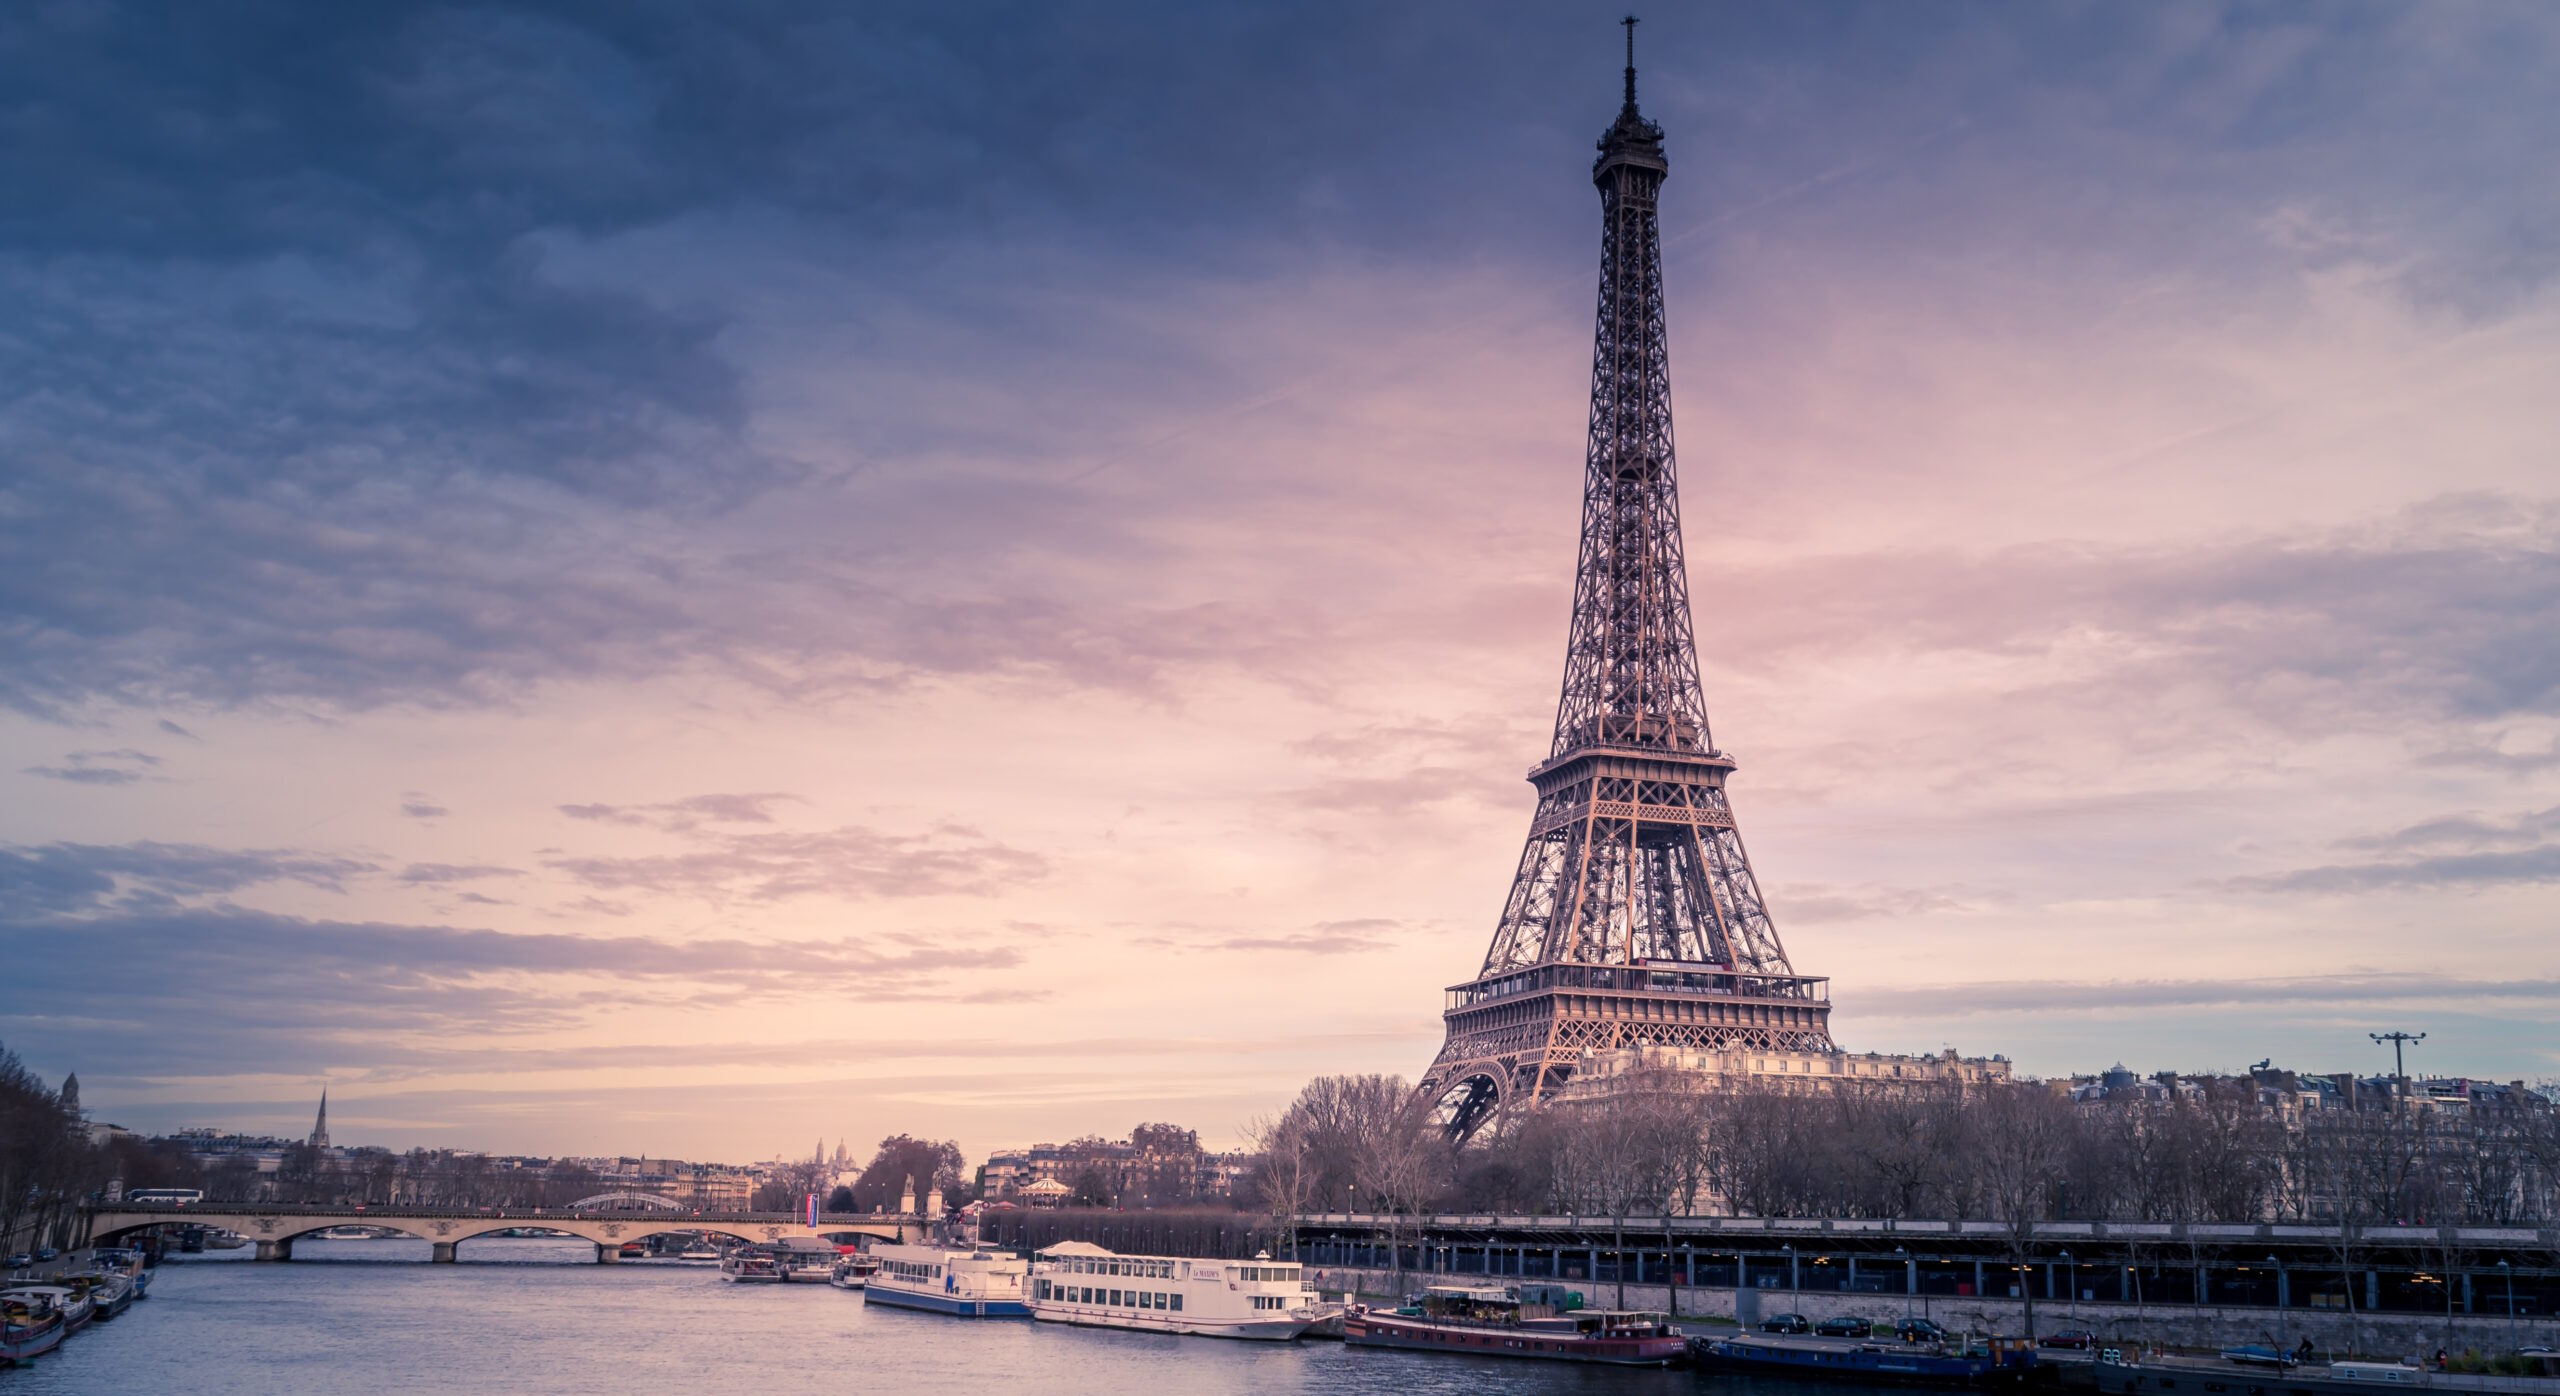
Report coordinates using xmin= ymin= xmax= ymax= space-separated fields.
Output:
xmin=2498 ymin=1260 xmax=2516 ymax=1348
xmin=1786 ymin=1243 xmax=1799 ymax=1312
xmin=2062 ymin=1249 xmax=2075 ymax=1322
xmin=1897 ymin=1246 xmax=1912 ymax=1323
xmin=2268 ymin=1254 xmax=2285 ymax=1361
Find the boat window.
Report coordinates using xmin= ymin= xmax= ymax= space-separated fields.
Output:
xmin=1171 ymin=1294 xmax=1182 ymax=1311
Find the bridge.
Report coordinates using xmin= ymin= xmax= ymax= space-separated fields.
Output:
xmin=86 ymin=1202 xmax=924 ymax=1263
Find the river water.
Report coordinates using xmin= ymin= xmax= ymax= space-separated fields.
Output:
xmin=9 ymin=1238 xmax=1838 ymax=1395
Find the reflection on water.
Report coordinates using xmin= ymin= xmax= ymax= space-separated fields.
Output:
xmin=16 ymin=1238 xmax=1819 ymax=1396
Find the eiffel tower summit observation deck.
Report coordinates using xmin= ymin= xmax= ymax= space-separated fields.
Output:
xmin=1418 ymin=22 xmax=1840 ymax=1139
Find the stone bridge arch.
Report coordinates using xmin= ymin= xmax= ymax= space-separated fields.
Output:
xmin=86 ymin=1205 xmax=916 ymax=1264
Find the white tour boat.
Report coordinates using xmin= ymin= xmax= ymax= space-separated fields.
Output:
xmin=864 ymin=1242 xmax=1030 ymax=1317
xmin=1029 ymin=1243 xmax=1339 ymax=1341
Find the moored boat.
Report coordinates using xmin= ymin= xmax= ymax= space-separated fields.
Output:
xmin=1689 ymin=1331 xmax=2040 ymax=1386
xmin=65 ymin=1271 xmax=134 ymax=1321
xmin=830 ymin=1254 xmax=880 ymax=1290
xmin=720 ymin=1246 xmax=785 ymax=1283
xmin=0 ymin=1287 xmax=88 ymax=1337
xmin=1343 ymin=1285 xmax=1685 ymax=1366
xmin=1 ymin=1292 xmax=66 ymax=1366
xmin=865 ymin=1242 xmax=1030 ymax=1317
xmin=1029 ymin=1243 xmax=1338 ymax=1341
xmin=758 ymin=1236 xmax=840 ymax=1282
xmin=93 ymin=1248 xmax=151 ymax=1299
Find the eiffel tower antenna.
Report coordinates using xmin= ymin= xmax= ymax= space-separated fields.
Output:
xmin=1622 ymin=15 xmax=1639 ymax=112
xmin=1418 ymin=26 xmax=1835 ymax=1140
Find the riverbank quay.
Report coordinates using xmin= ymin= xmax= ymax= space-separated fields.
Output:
xmin=1290 ymin=1214 xmax=2560 ymax=1357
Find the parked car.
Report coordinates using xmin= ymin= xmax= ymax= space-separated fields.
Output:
xmin=1896 ymin=1318 xmax=1950 ymax=1343
xmin=2041 ymin=1330 xmax=2096 ymax=1349
xmin=1760 ymin=1313 xmax=1812 ymax=1334
xmin=33 ymin=1247 xmax=57 ymax=1262
xmin=4 ymin=1252 xmax=29 ymax=1269
xmin=1816 ymin=1315 xmax=1874 ymax=1337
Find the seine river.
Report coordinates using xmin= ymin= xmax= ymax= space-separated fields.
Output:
xmin=12 ymin=1238 xmax=1834 ymax=1395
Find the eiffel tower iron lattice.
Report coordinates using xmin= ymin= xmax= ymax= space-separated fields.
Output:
xmin=1417 ymin=21 xmax=1834 ymax=1140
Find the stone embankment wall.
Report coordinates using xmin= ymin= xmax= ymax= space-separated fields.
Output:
xmin=1303 ymin=1266 xmax=2560 ymax=1359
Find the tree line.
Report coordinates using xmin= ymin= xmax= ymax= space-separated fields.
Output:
xmin=1251 ymin=1070 xmax=2560 ymax=1241
xmin=1245 ymin=1069 xmax=2558 ymax=1337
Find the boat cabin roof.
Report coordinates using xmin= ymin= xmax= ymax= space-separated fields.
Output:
xmin=1421 ymin=1284 xmax=1513 ymax=1302
xmin=1037 ymin=1241 xmax=1119 ymax=1257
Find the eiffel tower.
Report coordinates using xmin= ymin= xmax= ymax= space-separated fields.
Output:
xmin=1418 ymin=20 xmax=1834 ymax=1140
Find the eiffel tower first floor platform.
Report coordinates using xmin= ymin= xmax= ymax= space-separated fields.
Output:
xmin=1417 ymin=961 xmax=1835 ymax=1139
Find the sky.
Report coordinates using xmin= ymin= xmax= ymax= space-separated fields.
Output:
xmin=2 ymin=1 xmax=2556 ymax=1164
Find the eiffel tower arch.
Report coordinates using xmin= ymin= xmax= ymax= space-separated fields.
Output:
xmin=1419 ymin=22 xmax=1834 ymax=1141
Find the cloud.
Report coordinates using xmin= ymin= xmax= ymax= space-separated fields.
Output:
xmin=1137 ymin=918 xmax=1405 ymax=956
xmin=2229 ymin=846 xmax=2560 ymax=895
xmin=0 ymin=840 xmax=377 ymax=916
xmin=0 ymin=905 xmax=1030 ymax=1079
xmin=1775 ymin=882 xmax=1994 ymax=926
xmin=544 ymin=822 xmax=1044 ymax=902
xmin=557 ymin=791 xmax=799 ymax=832
xmin=2332 ymin=806 xmax=2560 ymax=854
xmin=400 ymin=794 xmax=450 ymax=820
xmin=396 ymin=863 xmax=522 ymax=884
xmin=21 ymin=748 xmax=162 ymax=785
xmin=2212 ymin=804 xmax=2560 ymax=894
xmin=155 ymin=719 xmax=197 ymax=739
xmin=1702 ymin=502 xmax=2560 ymax=732
xmin=3 ymin=3 xmax=2542 ymax=727
xmin=2413 ymin=735 xmax=2560 ymax=776
xmin=24 ymin=765 xmax=143 ymax=786
xmin=1854 ymin=972 xmax=2560 ymax=1019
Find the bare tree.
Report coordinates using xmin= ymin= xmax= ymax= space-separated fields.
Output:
xmin=1973 ymin=1083 xmax=2074 ymax=1342
xmin=1246 ymin=1109 xmax=1320 ymax=1260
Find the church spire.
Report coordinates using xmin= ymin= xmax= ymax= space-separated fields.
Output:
xmin=309 ymin=1088 xmax=331 ymax=1150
